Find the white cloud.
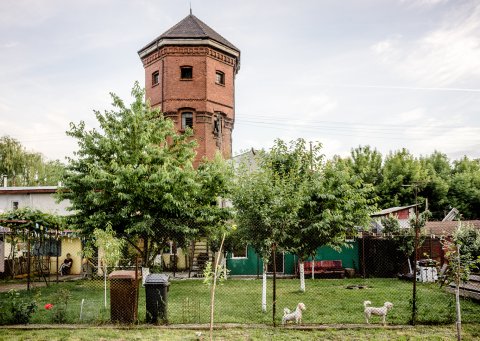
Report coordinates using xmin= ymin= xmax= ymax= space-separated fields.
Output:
xmin=372 ymin=3 xmax=480 ymax=86
xmin=400 ymin=0 xmax=449 ymax=8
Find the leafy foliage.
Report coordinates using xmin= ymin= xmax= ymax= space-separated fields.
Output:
xmin=93 ymin=224 xmax=125 ymax=267
xmin=0 ymin=207 xmax=65 ymax=236
xmin=0 ymin=290 xmax=38 ymax=325
xmin=59 ymin=82 xmax=233 ymax=265
xmin=440 ymin=223 xmax=480 ymax=287
xmin=340 ymin=146 xmax=480 ymax=220
xmin=232 ymin=138 xmax=374 ymax=264
xmin=0 ymin=135 xmax=65 ymax=186
xmin=50 ymin=288 xmax=71 ymax=323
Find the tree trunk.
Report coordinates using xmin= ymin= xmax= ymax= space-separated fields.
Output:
xmin=299 ymin=261 xmax=306 ymax=292
xmin=262 ymin=262 xmax=267 ymax=313
xmin=455 ymin=245 xmax=462 ymax=341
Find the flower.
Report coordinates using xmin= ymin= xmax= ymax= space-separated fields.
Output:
xmin=45 ymin=303 xmax=54 ymax=310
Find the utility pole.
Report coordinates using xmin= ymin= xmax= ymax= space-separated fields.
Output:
xmin=402 ymin=181 xmax=423 ymax=325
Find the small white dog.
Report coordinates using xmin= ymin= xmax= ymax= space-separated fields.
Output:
xmin=282 ymin=302 xmax=306 ymax=325
xmin=363 ymin=300 xmax=393 ymax=326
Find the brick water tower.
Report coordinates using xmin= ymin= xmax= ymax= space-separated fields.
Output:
xmin=138 ymin=12 xmax=240 ymax=166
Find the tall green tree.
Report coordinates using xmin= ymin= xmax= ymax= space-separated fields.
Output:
xmin=419 ymin=151 xmax=451 ymax=219
xmin=0 ymin=136 xmax=64 ymax=186
xmin=448 ymin=157 xmax=480 ymax=219
xmin=59 ymin=82 xmax=233 ymax=266
xmin=233 ymin=139 xmax=374 ymax=297
xmin=348 ymin=145 xmax=383 ymax=188
xmin=284 ymin=153 xmax=374 ymax=292
xmin=232 ymin=141 xmax=305 ymax=311
xmin=379 ymin=148 xmax=428 ymax=208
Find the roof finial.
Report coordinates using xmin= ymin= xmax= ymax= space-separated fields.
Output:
xmin=190 ymin=2 xmax=192 ymax=15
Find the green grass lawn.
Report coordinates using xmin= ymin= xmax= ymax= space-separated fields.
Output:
xmin=1 ymin=325 xmax=480 ymax=341
xmin=1 ymin=277 xmax=479 ymax=326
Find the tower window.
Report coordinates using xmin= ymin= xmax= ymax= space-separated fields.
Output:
xmin=181 ymin=112 xmax=193 ymax=129
xmin=152 ymin=71 xmax=159 ymax=86
xmin=215 ymin=71 xmax=225 ymax=85
xmin=213 ymin=112 xmax=223 ymax=137
xmin=180 ymin=66 xmax=193 ymax=79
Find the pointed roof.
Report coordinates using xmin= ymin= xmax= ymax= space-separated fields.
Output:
xmin=160 ymin=14 xmax=239 ymax=52
xmin=138 ymin=14 xmax=240 ymax=57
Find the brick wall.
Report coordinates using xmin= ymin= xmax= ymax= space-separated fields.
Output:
xmin=142 ymin=46 xmax=237 ymax=166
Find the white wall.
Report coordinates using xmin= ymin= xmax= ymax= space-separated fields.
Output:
xmin=0 ymin=187 xmax=71 ymax=215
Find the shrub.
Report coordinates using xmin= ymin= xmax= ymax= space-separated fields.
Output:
xmin=0 ymin=289 xmax=38 ymax=324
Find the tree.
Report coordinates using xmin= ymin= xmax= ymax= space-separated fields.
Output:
xmin=0 ymin=135 xmax=65 ymax=186
xmin=231 ymin=140 xmax=306 ymax=312
xmin=348 ymin=145 xmax=383 ymax=191
xmin=284 ymin=153 xmax=374 ymax=292
xmin=419 ymin=151 xmax=451 ymax=220
xmin=92 ymin=224 xmax=125 ymax=308
xmin=379 ymin=149 xmax=428 ymax=208
xmin=233 ymin=138 xmax=374 ymax=302
xmin=59 ymin=82 xmax=233 ymax=266
xmin=448 ymin=157 xmax=480 ymax=219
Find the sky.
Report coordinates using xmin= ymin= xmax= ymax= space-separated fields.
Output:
xmin=1 ymin=0 xmax=480 ymax=163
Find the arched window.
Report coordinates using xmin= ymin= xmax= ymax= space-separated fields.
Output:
xmin=181 ymin=112 xmax=193 ymax=129
xmin=213 ymin=112 xmax=223 ymax=137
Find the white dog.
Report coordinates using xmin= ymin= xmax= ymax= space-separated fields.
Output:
xmin=282 ymin=302 xmax=306 ymax=325
xmin=363 ymin=300 xmax=393 ymax=326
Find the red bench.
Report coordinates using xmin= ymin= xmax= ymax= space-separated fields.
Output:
xmin=302 ymin=260 xmax=345 ymax=278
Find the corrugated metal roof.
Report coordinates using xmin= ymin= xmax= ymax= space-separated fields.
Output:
xmin=371 ymin=204 xmax=418 ymax=217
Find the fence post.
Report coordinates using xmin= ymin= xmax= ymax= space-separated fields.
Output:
xmin=272 ymin=243 xmax=277 ymax=327
xmin=411 ymin=207 xmax=419 ymax=326
xmin=455 ymin=245 xmax=462 ymax=341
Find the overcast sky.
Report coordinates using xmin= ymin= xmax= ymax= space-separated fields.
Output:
xmin=1 ymin=0 xmax=479 ymax=163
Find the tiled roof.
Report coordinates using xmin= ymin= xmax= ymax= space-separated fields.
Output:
xmin=139 ymin=14 xmax=239 ymax=53
xmin=424 ymin=220 xmax=480 ymax=236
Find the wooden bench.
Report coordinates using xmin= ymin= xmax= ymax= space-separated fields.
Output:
xmin=302 ymin=260 xmax=345 ymax=278
xmin=448 ymin=274 xmax=480 ymax=301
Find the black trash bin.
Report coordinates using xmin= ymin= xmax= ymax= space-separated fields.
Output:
xmin=145 ymin=273 xmax=170 ymax=323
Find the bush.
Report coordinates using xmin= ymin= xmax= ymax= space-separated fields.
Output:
xmin=0 ymin=289 xmax=38 ymax=324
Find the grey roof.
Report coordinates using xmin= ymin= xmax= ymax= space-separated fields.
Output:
xmin=371 ymin=204 xmax=418 ymax=217
xmin=139 ymin=14 xmax=239 ymax=54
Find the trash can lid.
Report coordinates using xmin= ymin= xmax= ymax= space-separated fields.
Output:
xmin=108 ymin=270 xmax=139 ymax=279
xmin=145 ymin=273 xmax=169 ymax=284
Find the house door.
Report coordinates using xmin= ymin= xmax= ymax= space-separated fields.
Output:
xmin=267 ymin=252 xmax=284 ymax=273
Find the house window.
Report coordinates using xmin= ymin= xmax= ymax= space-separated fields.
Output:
xmin=152 ymin=71 xmax=159 ymax=86
xmin=180 ymin=66 xmax=193 ymax=79
xmin=215 ymin=71 xmax=225 ymax=85
xmin=231 ymin=244 xmax=248 ymax=259
xmin=181 ymin=112 xmax=193 ymax=129
xmin=12 ymin=201 xmax=19 ymax=210
xmin=33 ymin=239 xmax=61 ymax=257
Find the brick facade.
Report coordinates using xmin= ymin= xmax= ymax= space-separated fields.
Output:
xmin=138 ymin=15 xmax=240 ymax=167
